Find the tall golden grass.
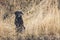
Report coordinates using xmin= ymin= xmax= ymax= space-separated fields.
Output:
xmin=0 ymin=0 xmax=60 ymax=40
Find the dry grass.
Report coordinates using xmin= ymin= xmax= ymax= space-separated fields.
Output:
xmin=0 ymin=0 xmax=60 ymax=40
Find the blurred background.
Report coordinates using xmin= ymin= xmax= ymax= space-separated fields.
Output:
xmin=0 ymin=0 xmax=60 ymax=40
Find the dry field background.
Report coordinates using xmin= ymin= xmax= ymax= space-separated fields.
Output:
xmin=0 ymin=0 xmax=60 ymax=40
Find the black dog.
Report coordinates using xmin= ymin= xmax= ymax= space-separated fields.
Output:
xmin=15 ymin=11 xmax=25 ymax=33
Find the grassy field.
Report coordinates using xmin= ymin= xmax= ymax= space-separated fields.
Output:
xmin=0 ymin=0 xmax=60 ymax=40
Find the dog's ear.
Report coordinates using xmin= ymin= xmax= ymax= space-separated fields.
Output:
xmin=15 ymin=11 xmax=18 ymax=15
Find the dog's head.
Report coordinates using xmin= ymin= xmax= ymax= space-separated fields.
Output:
xmin=15 ymin=11 xmax=23 ymax=17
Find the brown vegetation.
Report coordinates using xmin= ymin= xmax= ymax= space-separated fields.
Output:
xmin=0 ymin=0 xmax=60 ymax=40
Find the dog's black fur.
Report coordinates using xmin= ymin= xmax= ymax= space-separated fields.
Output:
xmin=15 ymin=11 xmax=25 ymax=32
